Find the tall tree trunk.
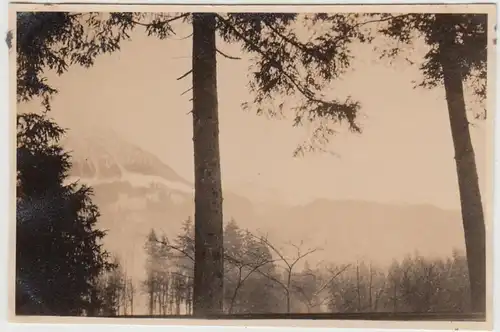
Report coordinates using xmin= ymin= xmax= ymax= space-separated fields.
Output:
xmin=130 ymin=290 xmax=134 ymax=316
xmin=148 ymin=283 xmax=154 ymax=315
xmin=368 ymin=264 xmax=373 ymax=311
xmin=436 ymin=14 xmax=486 ymax=314
xmin=392 ymin=281 xmax=397 ymax=312
xmin=286 ymin=270 xmax=292 ymax=313
xmin=356 ymin=263 xmax=361 ymax=312
xmin=192 ymin=12 xmax=224 ymax=317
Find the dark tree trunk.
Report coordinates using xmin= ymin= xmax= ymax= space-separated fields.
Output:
xmin=191 ymin=12 xmax=224 ymax=317
xmin=130 ymin=291 xmax=134 ymax=315
xmin=436 ymin=14 xmax=486 ymax=314
xmin=148 ymin=285 xmax=154 ymax=315
xmin=392 ymin=280 xmax=398 ymax=312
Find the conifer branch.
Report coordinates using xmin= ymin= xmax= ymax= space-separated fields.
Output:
xmin=176 ymin=69 xmax=192 ymax=81
xmin=215 ymin=14 xmax=317 ymax=103
xmin=216 ymin=48 xmax=242 ymax=60
xmin=130 ymin=13 xmax=190 ymax=29
xmin=181 ymin=86 xmax=193 ymax=96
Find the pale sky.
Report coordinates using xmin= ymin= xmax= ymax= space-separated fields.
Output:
xmin=18 ymin=19 xmax=488 ymax=210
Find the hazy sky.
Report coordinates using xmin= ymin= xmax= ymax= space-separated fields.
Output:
xmin=18 ymin=19 xmax=488 ymax=210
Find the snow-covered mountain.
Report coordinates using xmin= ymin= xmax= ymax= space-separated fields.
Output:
xmin=63 ymin=129 xmax=193 ymax=194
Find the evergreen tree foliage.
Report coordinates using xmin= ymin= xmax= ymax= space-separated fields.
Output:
xmin=16 ymin=112 xmax=113 ymax=316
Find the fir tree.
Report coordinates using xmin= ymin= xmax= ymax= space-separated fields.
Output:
xmin=16 ymin=112 xmax=112 ymax=316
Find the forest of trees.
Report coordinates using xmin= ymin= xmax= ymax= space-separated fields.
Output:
xmin=94 ymin=218 xmax=472 ymax=316
xmin=13 ymin=9 xmax=489 ymax=318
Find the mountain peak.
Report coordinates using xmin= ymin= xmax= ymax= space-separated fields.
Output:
xmin=61 ymin=127 xmax=193 ymax=193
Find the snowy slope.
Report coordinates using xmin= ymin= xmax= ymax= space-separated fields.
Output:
xmin=62 ymin=128 xmax=193 ymax=194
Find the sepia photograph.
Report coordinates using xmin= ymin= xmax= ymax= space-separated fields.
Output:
xmin=8 ymin=3 xmax=496 ymax=329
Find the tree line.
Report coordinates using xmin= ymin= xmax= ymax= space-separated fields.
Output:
xmin=14 ymin=10 xmax=488 ymax=316
xmin=95 ymin=218 xmax=472 ymax=316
